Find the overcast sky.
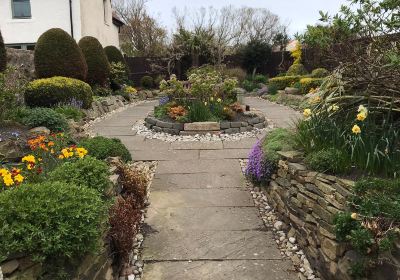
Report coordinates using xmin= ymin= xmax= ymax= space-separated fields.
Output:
xmin=145 ymin=0 xmax=349 ymax=36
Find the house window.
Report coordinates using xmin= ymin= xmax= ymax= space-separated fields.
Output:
xmin=12 ymin=0 xmax=32 ymax=18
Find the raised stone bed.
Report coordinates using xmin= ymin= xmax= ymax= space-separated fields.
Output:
xmin=267 ymin=152 xmax=400 ymax=280
xmin=144 ymin=112 xmax=267 ymax=135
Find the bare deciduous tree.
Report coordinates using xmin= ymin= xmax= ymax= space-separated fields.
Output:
xmin=113 ymin=0 xmax=167 ymax=56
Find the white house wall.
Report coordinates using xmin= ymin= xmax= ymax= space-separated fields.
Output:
xmin=79 ymin=0 xmax=120 ymax=48
xmin=0 ymin=0 xmax=82 ymax=45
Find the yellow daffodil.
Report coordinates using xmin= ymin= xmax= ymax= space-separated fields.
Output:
xmin=357 ymin=112 xmax=367 ymax=121
xmin=204 ymin=102 xmax=207 ymax=106
xmin=328 ymin=104 xmax=339 ymax=112
xmin=358 ymin=105 xmax=368 ymax=114
xmin=351 ymin=213 xmax=358 ymax=220
xmin=352 ymin=124 xmax=361 ymax=134
xmin=210 ymin=97 xmax=214 ymax=102
xmin=217 ymin=98 xmax=222 ymax=103
xmin=303 ymin=109 xmax=312 ymax=118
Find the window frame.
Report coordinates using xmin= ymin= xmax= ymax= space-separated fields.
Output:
xmin=11 ymin=0 xmax=32 ymax=19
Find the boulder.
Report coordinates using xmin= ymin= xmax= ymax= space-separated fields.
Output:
xmin=0 ymin=138 xmax=28 ymax=162
xmin=28 ymin=127 xmax=50 ymax=136
xmin=1 ymin=259 xmax=19 ymax=275
xmin=257 ymin=86 xmax=269 ymax=96
xmin=284 ymin=87 xmax=300 ymax=95
xmin=184 ymin=122 xmax=220 ymax=131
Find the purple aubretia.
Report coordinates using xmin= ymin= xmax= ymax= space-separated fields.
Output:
xmin=245 ymin=140 xmax=275 ymax=184
xmin=159 ymin=96 xmax=170 ymax=106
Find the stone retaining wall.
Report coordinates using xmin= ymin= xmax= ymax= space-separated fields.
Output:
xmin=268 ymin=153 xmax=400 ymax=280
xmin=144 ymin=113 xmax=266 ymax=135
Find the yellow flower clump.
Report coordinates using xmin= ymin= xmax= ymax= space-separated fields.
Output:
xmin=352 ymin=124 xmax=361 ymax=134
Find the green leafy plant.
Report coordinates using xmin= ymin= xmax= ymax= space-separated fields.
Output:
xmin=0 ymin=181 xmax=107 ymax=263
xmin=305 ymin=147 xmax=350 ymax=174
xmin=79 ymin=136 xmax=132 ymax=162
xmin=34 ymin=28 xmax=87 ymax=80
xmin=254 ymin=74 xmax=268 ymax=84
xmin=242 ymin=79 xmax=259 ymax=92
xmin=262 ymin=128 xmax=296 ymax=163
xmin=12 ymin=107 xmax=69 ymax=132
xmin=140 ymin=75 xmax=154 ymax=89
xmin=187 ymin=100 xmax=213 ymax=122
xmin=24 ymin=76 xmax=93 ymax=109
xmin=110 ymin=62 xmax=129 ymax=89
xmin=311 ymin=68 xmax=329 ymax=78
xmin=92 ymin=85 xmax=113 ymax=97
xmin=268 ymin=83 xmax=278 ymax=95
xmin=78 ymin=36 xmax=110 ymax=86
xmin=55 ymin=106 xmax=84 ymax=121
xmin=299 ymin=77 xmax=324 ymax=94
xmin=286 ymin=64 xmax=308 ymax=76
xmin=48 ymin=156 xmax=111 ymax=195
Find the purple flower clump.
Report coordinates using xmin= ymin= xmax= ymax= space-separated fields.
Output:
xmin=245 ymin=140 xmax=275 ymax=184
xmin=159 ymin=96 xmax=170 ymax=106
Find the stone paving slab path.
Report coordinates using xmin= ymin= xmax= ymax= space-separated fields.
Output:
xmin=90 ymin=98 xmax=299 ymax=280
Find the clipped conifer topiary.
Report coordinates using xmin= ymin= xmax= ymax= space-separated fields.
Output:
xmin=78 ymin=36 xmax=110 ymax=86
xmin=0 ymin=29 xmax=6 ymax=72
xmin=34 ymin=28 xmax=87 ymax=80
xmin=104 ymin=46 xmax=125 ymax=64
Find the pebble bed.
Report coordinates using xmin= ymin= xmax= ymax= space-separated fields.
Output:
xmin=120 ymin=161 xmax=157 ymax=280
xmin=239 ymin=159 xmax=319 ymax=280
xmin=133 ymin=120 xmax=275 ymax=142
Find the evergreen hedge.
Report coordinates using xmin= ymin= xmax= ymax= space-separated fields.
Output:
xmin=78 ymin=36 xmax=110 ymax=86
xmin=0 ymin=29 xmax=6 ymax=72
xmin=104 ymin=46 xmax=125 ymax=64
xmin=34 ymin=28 xmax=87 ymax=80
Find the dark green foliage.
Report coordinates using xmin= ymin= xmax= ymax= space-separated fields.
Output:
xmin=311 ymin=68 xmax=330 ymax=78
xmin=92 ymin=85 xmax=113 ymax=97
xmin=262 ymin=128 xmax=296 ymax=163
xmin=104 ymin=46 xmax=125 ymax=64
xmin=0 ymin=181 xmax=107 ymax=262
xmin=334 ymin=212 xmax=360 ymax=242
xmin=268 ymin=83 xmax=278 ymax=95
xmin=48 ymin=156 xmax=111 ymax=195
xmin=78 ymin=36 xmax=110 ymax=86
xmin=0 ymin=29 xmax=6 ymax=72
xmin=110 ymin=62 xmax=129 ymax=90
xmin=305 ymin=147 xmax=350 ymax=174
xmin=286 ymin=64 xmax=308 ymax=76
xmin=254 ymin=74 xmax=268 ymax=84
xmin=24 ymin=76 xmax=93 ymax=109
xmin=154 ymin=104 xmax=168 ymax=119
xmin=54 ymin=106 xmax=84 ymax=121
xmin=34 ymin=28 xmax=87 ymax=80
xmin=79 ymin=136 xmax=132 ymax=162
xmin=12 ymin=107 xmax=68 ymax=132
xmin=140 ymin=75 xmax=154 ymax=89
xmin=242 ymin=79 xmax=260 ymax=92
xmin=239 ymin=40 xmax=272 ymax=74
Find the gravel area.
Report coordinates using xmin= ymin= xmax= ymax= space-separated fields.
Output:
xmin=121 ymin=161 xmax=157 ymax=280
xmin=132 ymin=120 xmax=275 ymax=142
xmin=239 ymin=159 xmax=319 ymax=280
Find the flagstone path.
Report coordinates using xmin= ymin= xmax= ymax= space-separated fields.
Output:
xmin=91 ymin=97 xmax=301 ymax=280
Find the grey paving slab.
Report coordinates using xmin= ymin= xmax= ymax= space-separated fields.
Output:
xmin=109 ymin=135 xmax=146 ymax=150
xmin=149 ymin=188 xmax=253 ymax=208
xmin=151 ymin=173 xmax=245 ymax=190
xmin=170 ymin=141 xmax=223 ymax=150
xmin=128 ymin=138 xmax=171 ymax=151
xmin=142 ymin=260 xmax=296 ymax=280
xmin=90 ymin=126 xmax=137 ymax=136
xmin=142 ymin=230 xmax=282 ymax=261
xmin=146 ymin=207 xmax=263 ymax=232
xmin=223 ymin=138 xmax=259 ymax=149
xmin=92 ymin=117 xmax=139 ymax=127
xmin=131 ymin=149 xmax=199 ymax=161
xmin=156 ymin=159 xmax=242 ymax=174
xmin=199 ymin=148 xmax=250 ymax=159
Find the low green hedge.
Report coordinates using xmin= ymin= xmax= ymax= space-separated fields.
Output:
xmin=299 ymin=77 xmax=324 ymax=94
xmin=140 ymin=75 xmax=154 ymax=89
xmin=25 ymin=76 xmax=93 ymax=109
xmin=79 ymin=136 xmax=132 ymax=162
xmin=0 ymin=181 xmax=107 ymax=263
xmin=268 ymin=76 xmax=301 ymax=90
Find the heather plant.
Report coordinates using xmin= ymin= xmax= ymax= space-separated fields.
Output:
xmin=246 ymin=140 xmax=276 ymax=184
xmin=262 ymin=128 xmax=296 ymax=163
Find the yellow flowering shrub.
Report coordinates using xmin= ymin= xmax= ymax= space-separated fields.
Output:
xmin=268 ymin=76 xmax=301 ymax=90
xmin=299 ymin=77 xmax=324 ymax=94
xmin=25 ymin=76 xmax=93 ymax=109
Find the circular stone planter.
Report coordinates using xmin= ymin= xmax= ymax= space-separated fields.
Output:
xmin=144 ymin=111 xmax=267 ymax=135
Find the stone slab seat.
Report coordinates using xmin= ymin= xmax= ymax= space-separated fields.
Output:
xmin=184 ymin=122 xmax=220 ymax=131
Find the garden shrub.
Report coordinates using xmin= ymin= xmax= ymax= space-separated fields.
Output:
xmin=154 ymin=74 xmax=165 ymax=87
xmin=299 ymin=77 xmax=324 ymax=94
xmin=187 ymin=101 xmax=213 ymax=122
xmin=109 ymin=196 xmax=141 ymax=263
xmin=246 ymin=140 xmax=276 ymax=184
xmin=110 ymin=62 xmax=129 ymax=90
xmin=116 ymin=162 xmax=148 ymax=208
xmin=286 ymin=64 xmax=308 ymax=76
xmin=141 ymin=75 xmax=154 ymax=89
xmin=254 ymin=74 xmax=268 ymax=84
xmin=268 ymin=76 xmax=301 ymax=90
xmin=242 ymin=79 xmax=259 ymax=92
xmin=262 ymin=128 xmax=296 ymax=163
xmin=0 ymin=181 xmax=107 ymax=263
xmin=79 ymin=136 xmax=132 ymax=162
xmin=48 ymin=156 xmax=111 ymax=195
xmin=239 ymin=39 xmax=272 ymax=74
xmin=14 ymin=107 xmax=68 ymax=132
xmin=78 ymin=36 xmax=110 ymax=86
xmin=223 ymin=67 xmax=247 ymax=83
xmin=311 ymin=68 xmax=329 ymax=78
xmin=34 ymin=28 xmax=87 ymax=80
xmin=268 ymin=83 xmax=278 ymax=95
xmin=305 ymin=147 xmax=350 ymax=174
xmin=92 ymin=85 xmax=113 ymax=97
xmin=104 ymin=46 xmax=125 ymax=64
xmin=0 ymin=29 xmax=6 ymax=72
xmin=25 ymin=76 xmax=93 ymax=109
xmin=55 ymin=106 xmax=84 ymax=121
